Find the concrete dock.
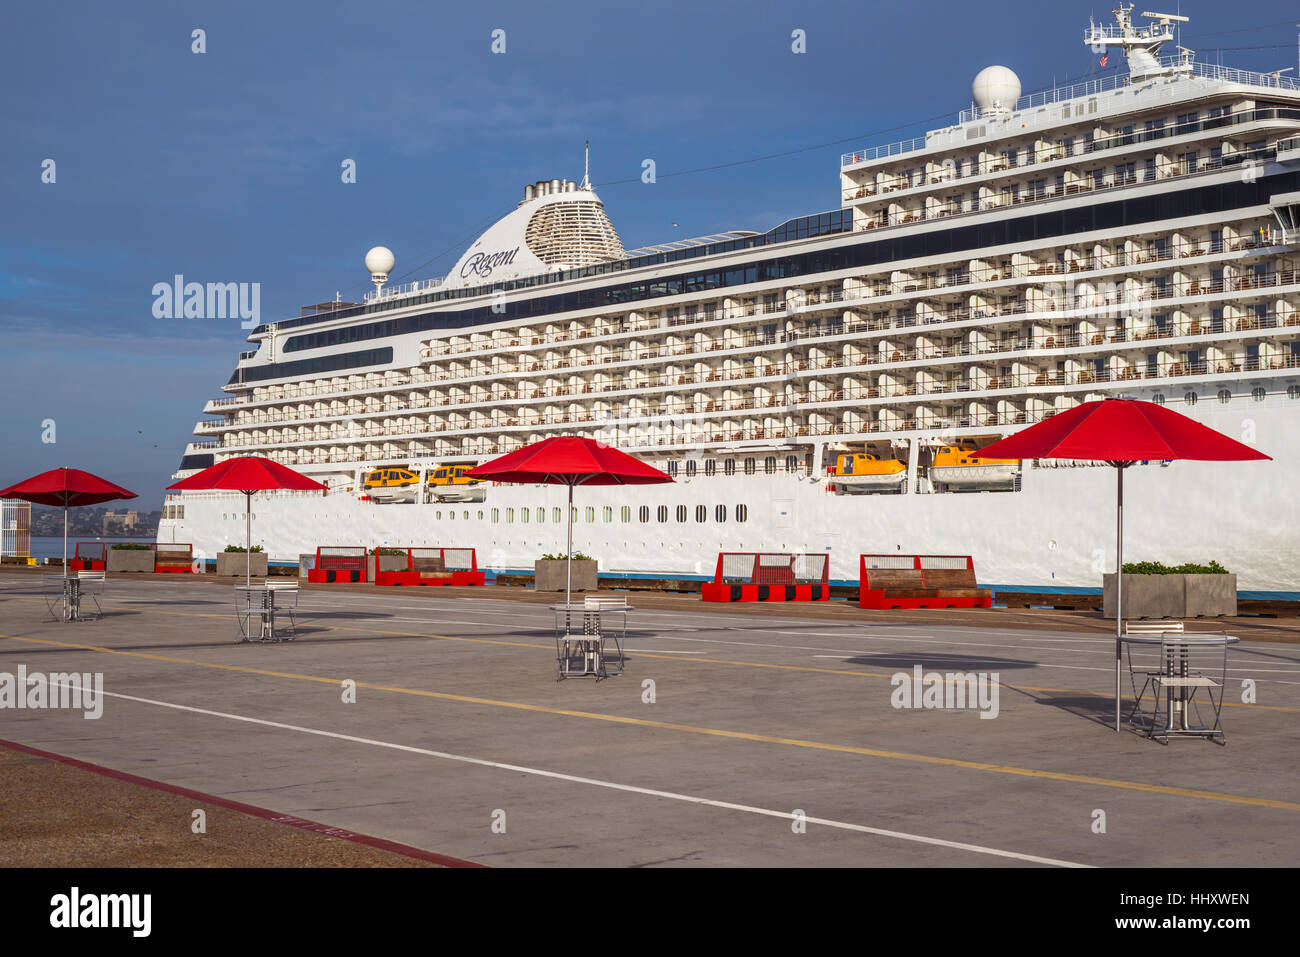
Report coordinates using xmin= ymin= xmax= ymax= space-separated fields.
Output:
xmin=2 ymin=569 xmax=1297 ymax=867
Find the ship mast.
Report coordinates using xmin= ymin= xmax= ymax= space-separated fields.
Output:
xmin=1085 ymin=5 xmax=1191 ymax=81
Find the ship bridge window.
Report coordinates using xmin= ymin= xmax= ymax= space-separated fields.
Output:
xmin=735 ymin=504 xmax=748 ymax=523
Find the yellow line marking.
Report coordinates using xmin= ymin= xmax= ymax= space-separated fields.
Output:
xmin=3 ymin=630 xmax=1299 ymax=813
xmin=2 ymin=595 xmax=1297 ymax=713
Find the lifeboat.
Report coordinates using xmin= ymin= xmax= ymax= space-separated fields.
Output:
xmin=427 ymin=464 xmax=487 ymax=503
xmin=832 ymin=453 xmax=906 ymax=493
xmin=929 ymin=444 xmax=1020 ymax=491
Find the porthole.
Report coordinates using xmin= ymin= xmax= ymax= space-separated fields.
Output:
xmin=1288 ymin=385 xmax=1300 ymax=400
xmin=1217 ymin=389 xmax=1231 ymax=404
xmin=506 ymin=508 xmax=514 ymax=524
xmin=764 ymin=456 xmax=777 ymax=474
xmin=735 ymin=504 xmax=748 ymax=523
xmin=552 ymin=507 xmax=561 ymax=523
xmin=1151 ymin=393 xmax=1165 ymax=406
xmin=696 ymin=505 xmax=707 ymax=523
xmin=491 ymin=508 xmax=500 ymax=523
xmin=602 ymin=506 xmax=613 ymax=523
xmin=520 ymin=508 xmax=529 ymax=524
xmin=639 ymin=506 xmax=650 ymax=523
xmin=1184 ymin=392 xmax=1197 ymax=406
xmin=536 ymin=507 xmax=545 ymax=523
xmin=724 ymin=459 xmax=736 ymax=475
xmin=435 ymin=510 xmax=443 ymax=519
xmin=685 ymin=460 xmax=697 ymax=476
xmin=585 ymin=506 xmax=595 ymax=523
xmin=657 ymin=505 xmax=668 ymax=523
xmin=704 ymin=459 xmax=717 ymax=476
xmin=621 ymin=505 xmax=632 ymax=522
xmin=676 ymin=505 xmax=687 ymax=523
xmin=1251 ymin=387 xmax=1266 ymax=402
xmin=744 ymin=458 xmax=756 ymax=474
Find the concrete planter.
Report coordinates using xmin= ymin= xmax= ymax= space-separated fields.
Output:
xmin=218 ymin=551 xmax=267 ymax=578
xmin=1103 ymin=573 xmax=1237 ymax=619
xmin=106 ymin=548 xmax=155 ymax=573
xmin=534 ymin=559 xmax=598 ymax=593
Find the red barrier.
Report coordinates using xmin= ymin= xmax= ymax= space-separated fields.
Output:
xmin=858 ymin=554 xmax=992 ymax=609
xmin=307 ymin=546 xmax=369 ymax=583
xmin=701 ymin=552 xmax=830 ymax=602
xmin=373 ymin=547 xmax=485 ymax=587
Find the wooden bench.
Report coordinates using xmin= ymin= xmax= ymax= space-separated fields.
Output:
xmin=859 ymin=555 xmax=992 ymax=609
xmin=154 ymin=546 xmax=193 ymax=574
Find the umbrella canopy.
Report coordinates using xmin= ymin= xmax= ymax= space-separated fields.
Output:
xmin=167 ymin=456 xmax=324 ymax=586
xmin=167 ymin=456 xmax=327 ymax=493
xmin=975 ymin=399 xmax=1269 ymax=731
xmin=972 ymin=398 xmax=1272 ymax=464
xmin=467 ymin=437 xmax=673 ymax=613
xmin=466 ymin=436 xmax=673 ymax=486
xmin=0 ymin=468 xmax=137 ymax=576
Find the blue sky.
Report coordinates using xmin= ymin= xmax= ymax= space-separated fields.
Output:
xmin=3 ymin=0 xmax=1297 ymax=505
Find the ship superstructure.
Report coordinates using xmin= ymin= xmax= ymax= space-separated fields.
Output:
xmin=164 ymin=8 xmax=1300 ymax=591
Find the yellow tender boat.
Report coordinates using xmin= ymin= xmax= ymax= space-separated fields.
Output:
xmin=833 ymin=452 xmax=907 ymax=493
xmin=929 ymin=445 xmax=1021 ymax=491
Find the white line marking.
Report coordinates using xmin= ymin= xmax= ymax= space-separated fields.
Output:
xmin=81 ymin=686 xmax=1089 ymax=868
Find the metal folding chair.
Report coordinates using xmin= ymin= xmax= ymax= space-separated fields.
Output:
xmin=266 ymin=582 xmax=300 ymax=640
xmin=235 ymin=585 xmax=273 ymax=642
xmin=1129 ymin=633 xmax=1232 ymax=745
xmin=76 ymin=571 xmax=106 ymax=620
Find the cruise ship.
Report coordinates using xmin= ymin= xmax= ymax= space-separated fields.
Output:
xmin=161 ymin=7 xmax=1300 ymax=592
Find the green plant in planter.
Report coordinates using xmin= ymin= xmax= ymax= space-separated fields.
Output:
xmin=223 ymin=545 xmax=264 ymax=553
xmin=375 ymin=548 xmax=406 ymax=556
xmin=539 ymin=552 xmax=592 ymax=561
xmin=1121 ymin=560 xmax=1228 ymax=575
xmin=111 ymin=543 xmax=152 ymax=550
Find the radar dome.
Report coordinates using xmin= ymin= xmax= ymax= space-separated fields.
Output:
xmin=364 ymin=246 xmax=395 ymax=278
xmin=972 ymin=65 xmax=1021 ymax=114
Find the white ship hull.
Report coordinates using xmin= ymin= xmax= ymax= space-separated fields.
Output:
xmin=162 ymin=405 xmax=1294 ymax=591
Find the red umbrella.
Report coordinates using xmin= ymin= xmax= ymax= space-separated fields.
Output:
xmin=975 ymin=398 xmax=1270 ymax=730
xmin=0 ymin=467 xmax=137 ymax=573
xmin=167 ymin=456 xmax=324 ymax=586
xmin=467 ymin=437 xmax=672 ymax=608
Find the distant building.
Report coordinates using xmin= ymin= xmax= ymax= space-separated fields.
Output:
xmin=102 ymin=510 xmax=139 ymax=533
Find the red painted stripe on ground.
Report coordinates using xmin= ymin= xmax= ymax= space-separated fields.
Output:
xmin=0 ymin=737 xmax=483 ymax=868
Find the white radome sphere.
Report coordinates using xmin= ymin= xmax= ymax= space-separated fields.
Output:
xmin=972 ymin=65 xmax=1022 ymax=112
xmin=364 ymin=246 xmax=395 ymax=276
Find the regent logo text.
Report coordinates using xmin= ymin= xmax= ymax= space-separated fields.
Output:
xmin=460 ymin=247 xmax=520 ymax=280
xmin=890 ymin=665 xmax=1000 ymax=719
xmin=0 ymin=667 xmax=103 ymax=719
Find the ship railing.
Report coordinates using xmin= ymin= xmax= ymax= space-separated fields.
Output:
xmin=210 ymin=305 xmax=1299 ymax=436
xmin=212 ymin=351 xmax=1300 ymax=452
xmin=842 ymin=65 xmax=1300 ymax=167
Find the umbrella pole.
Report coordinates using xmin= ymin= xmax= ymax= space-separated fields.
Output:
xmin=246 ymin=491 xmax=252 ymax=589
xmin=1115 ymin=465 xmax=1124 ymax=732
xmin=565 ymin=482 xmax=574 ymax=625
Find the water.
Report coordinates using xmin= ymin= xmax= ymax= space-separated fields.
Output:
xmin=28 ymin=535 xmax=155 ymax=561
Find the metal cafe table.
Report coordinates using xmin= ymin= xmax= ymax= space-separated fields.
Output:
xmin=1122 ymin=631 xmax=1238 ymax=743
xmin=549 ymin=599 xmax=630 ymax=679
xmin=42 ymin=572 xmax=105 ymax=622
xmin=235 ymin=582 xmax=299 ymax=642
